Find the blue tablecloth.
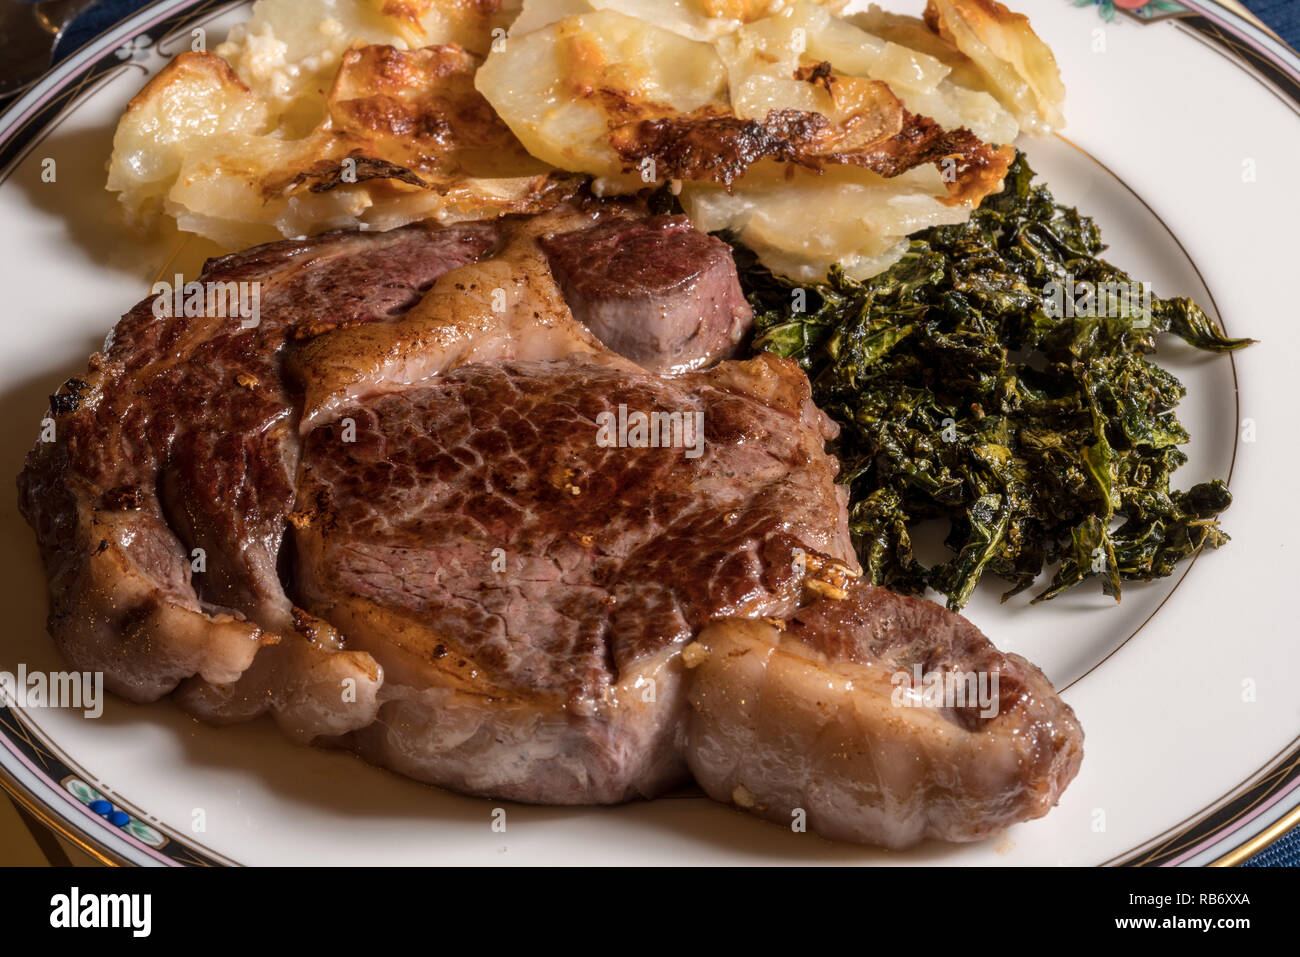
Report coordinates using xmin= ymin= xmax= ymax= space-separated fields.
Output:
xmin=45 ymin=1 xmax=1300 ymax=77
xmin=1242 ymin=0 xmax=1300 ymax=43
xmin=34 ymin=0 xmax=1300 ymax=868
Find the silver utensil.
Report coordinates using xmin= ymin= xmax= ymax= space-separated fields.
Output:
xmin=0 ymin=0 xmax=102 ymax=100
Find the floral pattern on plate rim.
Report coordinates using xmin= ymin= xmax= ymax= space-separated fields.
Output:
xmin=1073 ymin=0 xmax=1188 ymax=21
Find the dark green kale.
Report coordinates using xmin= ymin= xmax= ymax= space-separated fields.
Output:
xmin=734 ymin=152 xmax=1253 ymax=611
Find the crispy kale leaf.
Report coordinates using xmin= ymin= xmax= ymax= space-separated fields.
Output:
xmin=735 ymin=152 xmax=1253 ymax=610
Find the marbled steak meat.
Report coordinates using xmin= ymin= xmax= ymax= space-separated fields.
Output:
xmin=17 ymin=201 xmax=1082 ymax=849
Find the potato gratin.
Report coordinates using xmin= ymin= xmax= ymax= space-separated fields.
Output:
xmin=108 ymin=0 xmax=1064 ymax=279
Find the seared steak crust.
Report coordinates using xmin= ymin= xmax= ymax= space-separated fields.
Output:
xmin=18 ymin=202 xmax=1082 ymax=841
xmin=291 ymin=352 xmax=850 ymax=802
xmin=19 ymin=222 xmax=500 ymax=736
xmin=296 ymin=355 xmax=851 ymax=704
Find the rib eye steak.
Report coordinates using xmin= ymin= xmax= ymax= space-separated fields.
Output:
xmin=539 ymin=214 xmax=753 ymax=373
xmin=17 ymin=200 xmax=1082 ymax=848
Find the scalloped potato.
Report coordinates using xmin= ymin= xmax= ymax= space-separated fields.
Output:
xmin=475 ymin=9 xmax=729 ymax=182
xmin=107 ymin=0 xmax=1064 ymax=280
xmin=922 ymin=0 xmax=1066 ymax=133
xmin=478 ymin=0 xmax=1060 ymax=278
xmin=509 ymin=0 xmax=851 ymax=42
xmin=107 ymin=0 xmax=568 ymax=249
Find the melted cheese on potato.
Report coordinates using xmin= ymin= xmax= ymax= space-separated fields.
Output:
xmin=107 ymin=0 xmax=560 ymax=249
xmin=479 ymin=0 xmax=1057 ymax=278
xmin=476 ymin=9 xmax=728 ymax=184
xmin=107 ymin=0 xmax=1064 ymax=280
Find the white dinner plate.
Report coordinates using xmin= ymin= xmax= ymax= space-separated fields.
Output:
xmin=0 ymin=0 xmax=1297 ymax=866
